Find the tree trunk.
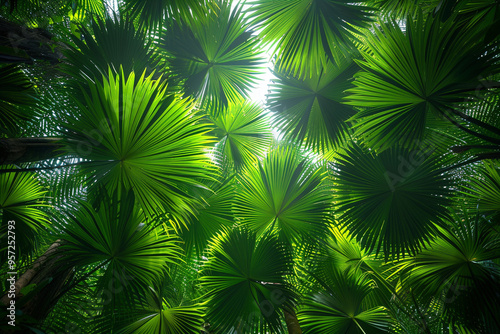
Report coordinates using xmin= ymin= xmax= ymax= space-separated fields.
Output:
xmin=1 ymin=241 xmax=60 ymax=305
xmin=1 ymin=241 xmax=74 ymax=322
xmin=284 ymin=309 xmax=302 ymax=334
xmin=0 ymin=137 xmax=66 ymax=164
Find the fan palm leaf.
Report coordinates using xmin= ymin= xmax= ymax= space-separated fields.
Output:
xmin=63 ymin=68 xmax=214 ymax=217
xmin=267 ymin=56 xmax=358 ymax=153
xmin=247 ymin=0 xmax=373 ymax=78
xmin=158 ymin=1 xmax=264 ymax=110
xmin=59 ymin=192 xmax=183 ymax=295
xmin=403 ymin=214 xmax=500 ymax=331
xmin=234 ymin=146 xmax=331 ymax=243
xmin=62 ymin=17 xmax=158 ymax=84
xmin=332 ymin=144 xmax=453 ymax=256
xmin=104 ymin=285 xmax=205 ymax=334
xmin=200 ymin=227 xmax=296 ymax=333
xmin=0 ymin=64 xmax=36 ymax=135
xmin=465 ymin=161 xmax=500 ymax=222
xmin=346 ymin=14 xmax=500 ymax=151
xmin=297 ymin=270 xmax=390 ymax=334
xmin=0 ymin=168 xmax=49 ymax=262
xmin=210 ymin=100 xmax=272 ymax=168
xmin=123 ymin=0 xmax=217 ymax=31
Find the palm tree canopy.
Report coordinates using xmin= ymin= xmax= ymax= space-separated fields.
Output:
xmin=1 ymin=1 xmax=499 ymax=333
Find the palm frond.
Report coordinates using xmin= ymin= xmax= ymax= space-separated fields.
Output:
xmin=59 ymin=192 xmax=183 ymax=295
xmin=63 ymin=68 xmax=214 ymax=217
xmin=0 ymin=167 xmax=49 ymax=262
xmin=0 ymin=64 xmax=36 ymax=135
xmin=200 ymin=227 xmax=296 ymax=333
xmin=268 ymin=56 xmax=358 ymax=153
xmin=465 ymin=161 xmax=500 ymax=222
xmin=247 ymin=0 xmax=373 ymax=78
xmin=62 ymin=16 xmax=158 ymax=84
xmin=404 ymin=214 xmax=500 ymax=332
xmin=234 ymin=146 xmax=331 ymax=243
xmin=158 ymin=1 xmax=264 ymax=110
xmin=332 ymin=144 xmax=454 ymax=257
xmin=298 ymin=269 xmax=390 ymax=334
xmin=346 ymin=14 xmax=500 ymax=151
xmin=210 ymin=99 xmax=272 ymax=169
xmin=123 ymin=0 xmax=217 ymax=31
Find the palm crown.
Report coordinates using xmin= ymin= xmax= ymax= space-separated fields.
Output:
xmin=0 ymin=1 xmax=499 ymax=333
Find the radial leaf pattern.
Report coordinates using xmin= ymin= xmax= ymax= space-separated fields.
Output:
xmin=347 ymin=14 xmax=500 ymax=151
xmin=60 ymin=194 xmax=183 ymax=293
xmin=268 ymin=57 xmax=358 ymax=153
xmin=298 ymin=270 xmax=390 ymax=334
xmin=64 ymin=68 xmax=214 ymax=217
xmin=234 ymin=147 xmax=331 ymax=243
xmin=200 ymin=227 xmax=295 ymax=333
xmin=158 ymin=2 xmax=264 ymax=110
xmin=211 ymin=100 xmax=272 ymax=168
xmin=333 ymin=144 xmax=453 ymax=257
xmin=405 ymin=216 xmax=500 ymax=331
xmin=0 ymin=169 xmax=49 ymax=261
xmin=248 ymin=0 xmax=373 ymax=78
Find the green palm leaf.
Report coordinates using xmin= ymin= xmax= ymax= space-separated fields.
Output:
xmin=368 ymin=0 xmax=437 ymax=18
xmin=210 ymin=100 xmax=272 ymax=168
xmin=268 ymin=57 xmax=358 ymax=153
xmin=465 ymin=162 xmax=500 ymax=222
xmin=200 ymin=227 xmax=296 ymax=333
xmin=298 ymin=270 xmax=390 ymax=334
xmin=234 ymin=146 xmax=331 ymax=243
xmin=0 ymin=168 xmax=49 ymax=262
xmin=60 ymin=193 xmax=183 ymax=294
xmin=63 ymin=68 xmax=214 ymax=217
xmin=0 ymin=64 xmax=36 ymax=135
xmin=347 ymin=14 xmax=500 ymax=151
xmin=114 ymin=286 xmax=204 ymax=334
xmin=123 ymin=0 xmax=216 ymax=30
xmin=62 ymin=17 xmax=158 ymax=84
xmin=158 ymin=1 xmax=264 ymax=110
xmin=333 ymin=144 xmax=453 ymax=256
xmin=247 ymin=0 xmax=373 ymax=78
xmin=180 ymin=174 xmax=236 ymax=256
xmin=404 ymin=214 xmax=500 ymax=332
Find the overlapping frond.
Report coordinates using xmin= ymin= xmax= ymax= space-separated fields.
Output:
xmin=298 ymin=270 xmax=390 ymax=334
xmin=59 ymin=193 xmax=183 ymax=294
xmin=347 ymin=14 xmax=500 ymax=151
xmin=332 ymin=144 xmax=453 ymax=257
xmin=0 ymin=168 xmax=49 ymax=262
xmin=62 ymin=17 xmax=158 ymax=84
xmin=200 ymin=227 xmax=295 ymax=333
xmin=210 ymin=100 xmax=272 ymax=168
xmin=404 ymin=214 xmax=500 ymax=332
xmin=0 ymin=64 xmax=36 ymax=135
xmin=63 ymin=68 xmax=214 ymax=217
xmin=247 ymin=0 xmax=373 ymax=78
xmin=158 ymin=1 xmax=264 ymax=110
xmin=234 ymin=146 xmax=331 ymax=243
xmin=268 ymin=56 xmax=358 ymax=153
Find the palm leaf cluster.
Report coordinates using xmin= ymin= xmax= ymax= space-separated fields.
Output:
xmin=0 ymin=1 xmax=499 ymax=334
